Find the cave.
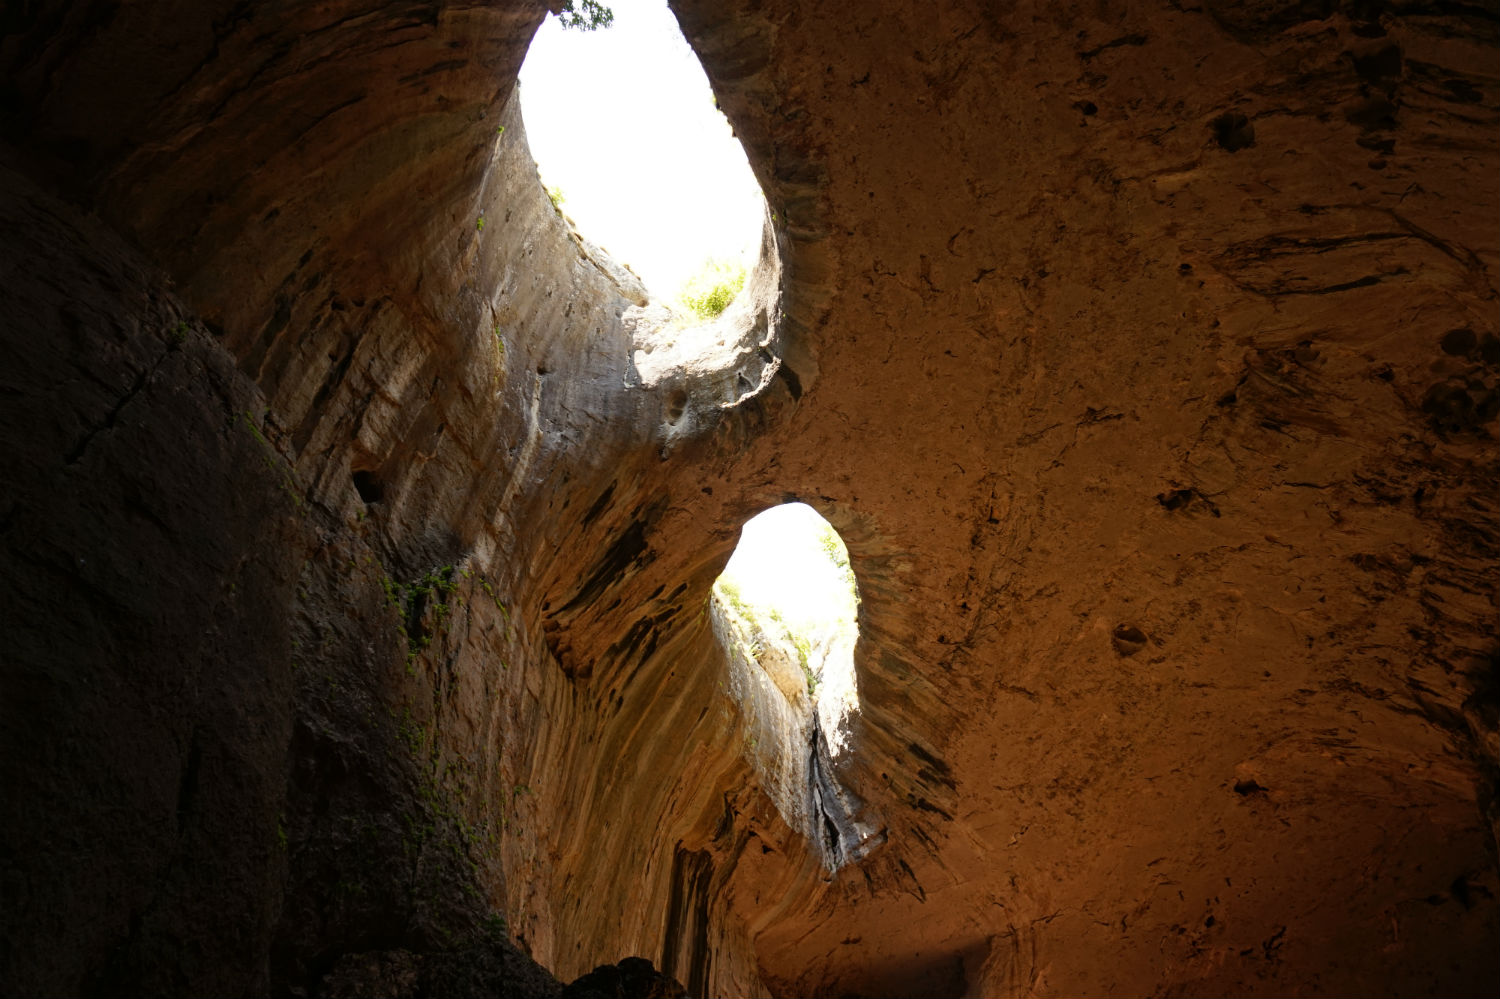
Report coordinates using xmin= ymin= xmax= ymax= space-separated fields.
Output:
xmin=1 ymin=2 xmax=1496 ymax=998
xmin=711 ymin=503 xmax=872 ymax=878
xmin=516 ymin=0 xmax=765 ymax=302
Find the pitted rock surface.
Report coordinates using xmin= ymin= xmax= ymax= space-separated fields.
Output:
xmin=1 ymin=1 xmax=1496 ymax=997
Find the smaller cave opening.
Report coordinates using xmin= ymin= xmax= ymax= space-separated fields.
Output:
xmin=711 ymin=503 xmax=876 ymax=869
xmin=714 ymin=503 xmax=861 ymax=754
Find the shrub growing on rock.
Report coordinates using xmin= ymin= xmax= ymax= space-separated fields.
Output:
xmin=677 ymin=259 xmax=746 ymax=320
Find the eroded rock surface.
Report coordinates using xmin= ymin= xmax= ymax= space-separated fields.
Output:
xmin=1 ymin=1 xmax=1496 ymax=997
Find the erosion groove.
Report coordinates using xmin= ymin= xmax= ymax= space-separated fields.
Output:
xmin=1 ymin=1 xmax=1496 ymax=997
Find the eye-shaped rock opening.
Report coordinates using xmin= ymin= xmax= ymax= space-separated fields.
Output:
xmin=517 ymin=0 xmax=765 ymax=320
xmin=711 ymin=503 xmax=881 ymax=870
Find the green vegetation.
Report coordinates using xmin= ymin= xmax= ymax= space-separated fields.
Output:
xmin=556 ymin=0 xmax=613 ymax=30
xmin=383 ymin=566 xmax=461 ymax=676
xmin=476 ymin=215 xmax=485 ymax=231
xmin=473 ymin=575 xmax=515 ymax=642
xmin=818 ymin=524 xmax=856 ymax=591
xmin=377 ymin=565 xmax=522 ymax=895
xmin=714 ymin=577 xmax=823 ymax=698
xmin=397 ymin=707 xmax=427 ymax=756
xmin=546 ymin=185 xmax=566 ymax=211
xmin=711 ymin=509 xmax=859 ymax=702
xmin=793 ymin=633 xmax=816 ymax=694
xmin=715 ymin=577 xmax=746 ymax=612
xmin=237 ymin=410 xmax=303 ymax=508
xmin=677 ymin=259 xmax=746 ymax=320
xmin=382 ymin=566 xmax=514 ymax=681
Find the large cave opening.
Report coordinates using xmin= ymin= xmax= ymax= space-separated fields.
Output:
xmin=517 ymin=0 xmax=765 ymax=315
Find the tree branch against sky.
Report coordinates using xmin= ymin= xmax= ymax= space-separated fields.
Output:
xmin=553 ymin=1 xmax=614 ymax=30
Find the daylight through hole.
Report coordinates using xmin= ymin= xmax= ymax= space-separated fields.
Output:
xmin=711 ymin=504 xmax=872 ymax=870
xmin=518 ymin=0 xmax=765 ymax=320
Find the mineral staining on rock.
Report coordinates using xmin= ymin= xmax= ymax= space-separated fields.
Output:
xmin=1 ymin=1 xmax=1497 ymax=997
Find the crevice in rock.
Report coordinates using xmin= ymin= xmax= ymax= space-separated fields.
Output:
xmin=4 ymin=2 xmax=1498 ymax=997
xmin=807 ymin=711 xmax=884 ymax=870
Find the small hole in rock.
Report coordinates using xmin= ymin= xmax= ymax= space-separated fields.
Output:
xmin=1210 ymin=112 xmax=1255 ymax=152
xmin=1345 ymin=96 xmax=1397 ymax=130
xmin=1112 ymin=624 xmax=1148 ymax=656
xmin=666 ymin=389 xmax=688 ymax=422
xmin=1441 ymin=328 xmax=1477 ymax=356
xmin=1352 ymin=43 xmax=1403 ymax=86
xmin=1158 ymin=488 xmax=1194 ymax=512
xmin=1480 ymin=335 xmax=1500 ymax=365
xmin=352 ymin=470 xmax=384 ymax=504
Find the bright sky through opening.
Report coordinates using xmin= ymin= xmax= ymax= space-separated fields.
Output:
xmin=719 ymin=504 xmax=858 ymax=640
xmin=517 ymin=0 xmax=765 ymax=296
xmin=719 ymin=503 xmax=862 ymax=757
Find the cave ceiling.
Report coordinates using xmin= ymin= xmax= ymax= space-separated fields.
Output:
xmin=0 ymin=1 xmax=1496 ymax=996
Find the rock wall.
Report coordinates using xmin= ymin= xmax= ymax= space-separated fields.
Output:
xmin=1 ymin=1 xmax=1496 ymax=997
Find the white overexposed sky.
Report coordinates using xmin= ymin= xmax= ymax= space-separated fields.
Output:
xmin=720 ymin=504 xmax=858 ymax=636
xmin=722 ymin=504 xmax=862 ymax=747
xmin=517 ymin=0 xmax=765 ymax=296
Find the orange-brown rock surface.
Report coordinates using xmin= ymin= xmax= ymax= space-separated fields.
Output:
xmin=1 ymin=1 xmax=1496 ymax=996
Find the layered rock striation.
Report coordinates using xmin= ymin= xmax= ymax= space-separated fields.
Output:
xmin=1 ymin=1 xmax=1497 ymax=997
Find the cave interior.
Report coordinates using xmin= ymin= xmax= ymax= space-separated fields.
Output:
xmin=1 ymin=1 xmax=1497 ymax=996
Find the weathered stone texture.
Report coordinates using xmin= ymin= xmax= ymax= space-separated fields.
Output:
xmin=1 ymin=0 xmax=1496 ymax=996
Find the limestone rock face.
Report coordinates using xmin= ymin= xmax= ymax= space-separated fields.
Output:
xmin=1 ymin=1 xmax=1496 ymax=997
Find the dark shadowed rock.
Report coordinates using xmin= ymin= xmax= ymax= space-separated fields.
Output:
xmin=0 ymin=1 xmax=1496 ymax=997
xmin=562 ymin=957 xmax=688 ymax=999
